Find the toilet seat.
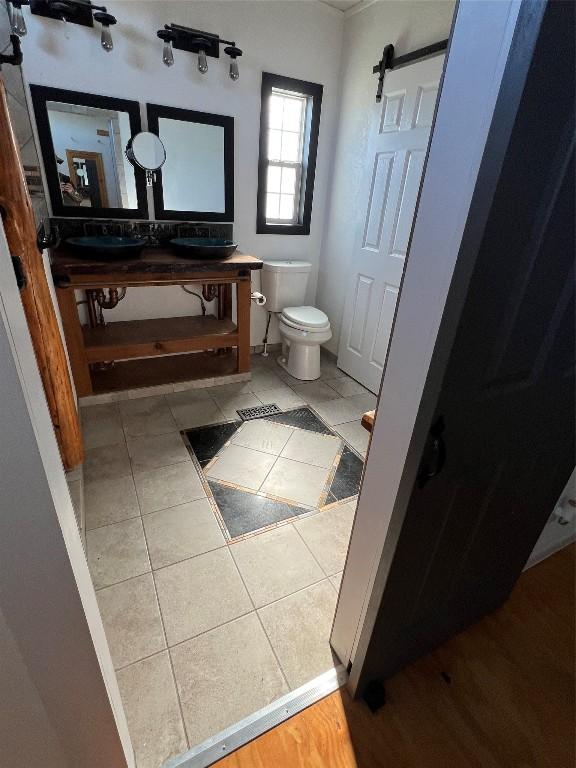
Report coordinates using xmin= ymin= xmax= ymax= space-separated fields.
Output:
xmin=281 ymin=305 xmax=330 ymax=331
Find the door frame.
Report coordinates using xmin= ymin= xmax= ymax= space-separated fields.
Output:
xmin=0 ymin=79 xmax=83 ymax=469
xmin=65 ymin=148 xmax=110 ymax=207
xmin=332 ymin=0 xmax=529 ymax=692
xmin=0 ymin=0 xmax=538 ymax=760
xmin=0 ymin=217 xmax=134 ymax=765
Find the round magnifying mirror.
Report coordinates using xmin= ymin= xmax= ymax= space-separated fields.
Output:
xmin=125 ymin=132 xmax=166 ymax=186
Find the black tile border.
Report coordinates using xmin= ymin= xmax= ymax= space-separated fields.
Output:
xmin=208 ymin=480 xmax=309 ymax=538
xmin=184 ymin=420 xmax=241 ymax=467
xmin=264 ymin=406 xmax=334 ymax=435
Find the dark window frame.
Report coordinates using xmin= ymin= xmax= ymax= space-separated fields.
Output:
xmin=29 ymin=85 xmax=149 ymax=220
xmin=256 ymin=73 xmax=323 ymax=235
xmin=146 ymin=103 xmax=234 ymax=222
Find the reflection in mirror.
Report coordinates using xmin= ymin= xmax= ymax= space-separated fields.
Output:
xmin=159 ymin=118 xmax=225 ymax=212
xmin=147 ymin=103 xmax=234 ymax=221
xmin=30 ymin=86 xmax=148 ymax=219
xmin=46 ymin=101 xmax=138 ymax=209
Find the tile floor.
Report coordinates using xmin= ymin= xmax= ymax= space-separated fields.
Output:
xmin=83 ymin=351 xmax=373 ymax=768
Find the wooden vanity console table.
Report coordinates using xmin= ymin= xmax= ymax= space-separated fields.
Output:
xmin=51 ymin=246 xmax=263 ymax=396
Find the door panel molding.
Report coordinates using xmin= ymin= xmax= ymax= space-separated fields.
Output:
xmin=347 ymin=274 xmax=373 ymax=354
xmin=412 ymin=83 xmax=440 ymax=128
xmin=380 ymin=90 xmax=406 ymax=133
xmin=390 ymin=150 xmax=426 ymax=256
xmin=363 ymin=153 xmax=394 ymax=249
xmin=370 ymin=284 xmax=398 ymax=368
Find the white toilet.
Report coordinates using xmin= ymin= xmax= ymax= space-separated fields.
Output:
xmin=261 ymin=260 xmax=331 ymax=381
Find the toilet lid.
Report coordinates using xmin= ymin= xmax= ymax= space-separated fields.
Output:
xmin=281 ymin=306 xmax=330 ymax=329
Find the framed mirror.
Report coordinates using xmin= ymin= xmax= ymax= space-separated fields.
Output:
xmin=30 ymin=85 xmax=148 ymax=219
xmin=146 ymin=103 xmax=234 ymax=222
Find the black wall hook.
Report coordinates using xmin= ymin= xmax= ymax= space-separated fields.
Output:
xmin=0 ymin=34 xmax=23 ymax=68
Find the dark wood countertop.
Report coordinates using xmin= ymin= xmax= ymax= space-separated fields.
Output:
xmin=51 ymin=246 xmax=263 ymax=280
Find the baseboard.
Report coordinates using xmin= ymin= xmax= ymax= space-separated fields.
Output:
xmin=321 ymin=345 xmax=338 ymax=362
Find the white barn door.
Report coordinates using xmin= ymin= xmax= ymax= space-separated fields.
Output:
xmin=337 ymin=55 xmax=444 ymax=393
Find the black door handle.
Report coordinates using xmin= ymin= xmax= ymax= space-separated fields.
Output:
xmin=417 ymin=415 xmax=446 ymax=489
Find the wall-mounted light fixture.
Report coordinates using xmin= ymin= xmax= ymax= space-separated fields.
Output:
xmin=29 ymin=0 xmax=117 ymax=52
xmin=156 ymin=24 xmax=243 ymax=81
xmin=6 ymin=1 xmax=29 ymax=37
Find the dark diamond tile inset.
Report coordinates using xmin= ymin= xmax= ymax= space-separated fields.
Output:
xmin=184 ymin=421 xmax=240 ymax=467
xmin=264 ymin=406 xmax=333 ymax=435
xmin=183 ymin=407 xmax=363 ymax=538
xmin=208 ymin=481 xmax=308 ymax=538
xmin=328 ymin=446 xmax=364 ymax=501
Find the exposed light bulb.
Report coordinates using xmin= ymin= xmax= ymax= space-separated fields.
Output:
xmin=224 ymin=46 xmax=242 ymax=83
xmin=10 ymin=3 xmax=27 ymax=37
xmin=229 ymin=58 xmax=239 ymax=81
xmin=100 ymin=25 xmax=113 ymax=52
xmin=198 ymin=48 xmax=208 ymax=74
xmin=162 ymin=40 xmax=174 ymax=67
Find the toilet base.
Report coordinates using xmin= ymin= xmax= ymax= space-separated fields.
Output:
xmin=277 ymin=342 xmax=321 ymax=381
xmin=277 ymin=316 xmax=332 ymax=381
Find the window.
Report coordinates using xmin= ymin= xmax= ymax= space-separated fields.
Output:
xmin=265 ymin=91 xmax=306 ymax=224
xmin=257 ymin=73 xmax=323 ymax=235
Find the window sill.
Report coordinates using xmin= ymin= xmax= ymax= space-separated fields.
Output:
xmin=256 ymin=222 xmax=311 ymax=236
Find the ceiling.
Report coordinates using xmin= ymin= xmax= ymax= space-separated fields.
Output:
xmin=319 ymin=0 xmax=365 ymax=12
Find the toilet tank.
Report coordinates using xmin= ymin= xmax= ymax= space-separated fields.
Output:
xmin=261 ymin=260 xmax=312 ymax=312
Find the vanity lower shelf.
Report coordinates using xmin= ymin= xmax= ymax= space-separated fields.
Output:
xmin=90 ymin=350 xmax=239 ymax=393
xmin=83 ymin=315 xmax=237 ymax=363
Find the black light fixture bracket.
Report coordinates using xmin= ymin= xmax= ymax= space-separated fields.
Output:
xmin=372 ymin=39 xmax=448 ymax=102
xmin=0 ymin=33 xmax=23 ymax=67
xmin=30 ymin=0 xmax=111 ymax=28
xmin=159 ymin=23 xmax=237 ymax=59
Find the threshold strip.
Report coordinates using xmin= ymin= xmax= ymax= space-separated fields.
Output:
xmin=163 ymin=664 xmax=348 ymax=768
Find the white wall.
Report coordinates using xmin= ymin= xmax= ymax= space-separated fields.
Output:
xmin=317 ymin=0 xmax=456 ymax=354
xmin=21 ymin=0 xmax=344 ymax=345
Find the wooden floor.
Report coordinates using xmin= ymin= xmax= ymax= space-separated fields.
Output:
xmin=218 ymin=546 xmax=575 ymax=768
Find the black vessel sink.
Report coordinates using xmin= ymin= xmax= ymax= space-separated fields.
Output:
xmin=170 ymin=237 xmax=238 ymax=259
xmin=66 ymin=236 xmax=145 ymax=259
